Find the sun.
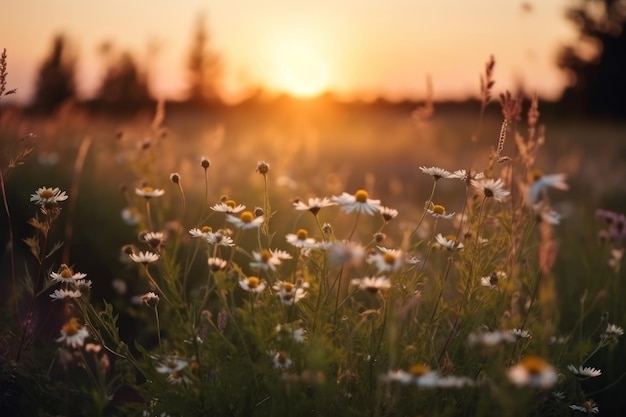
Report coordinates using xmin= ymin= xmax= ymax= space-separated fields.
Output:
xmin=275 ymin=46 xmax=329 ymax=98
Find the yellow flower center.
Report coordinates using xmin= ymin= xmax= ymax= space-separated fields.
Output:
xmin=383 ymin=253 xmax=397 ymax=265
xmin=171 ymin=371 xmax=181 ymax=379
xmin=530 ymin=169 xmax=543 ymax=183
xmin=409 ymin=364 xmax=430 ymax=377
xmin=522 ymin=355 xmax=547 ymax=375
xmin=40 ymin=190 xmax=54 ymax=199
xmin=247 ymin=276 xmax=260 ymax=289
xmin=225 ymin=199 xmax=237 ymax=208
xmin=283 ymin=283 xmax=294 ymax=292
xmin=143 ymin=186 xmax=154 ymax=193
xmin=432 ymin=204 xmax=445 ymax=215
xmin=191 ymin=361 xmax=200 ymax=373
xmin=240 ymin=211 xmax=254 ymax=223
xmin=261 ymin=249 xmax=272 ymax=262
xmin=60 ymin=267 xmax=74 ymax=279
xmin=355 ymin=189 xmax=369 ymax=203
xmin=201 ymin=226 xmax=212 ymax=233
xmin=445 ymin=235 xmax=456 ymax=242
xmin=276 ymin=351 xmax=288 ymax=364
xmin=63 ymin=318 xmax=80 ymax=336
xmin=296 ymin=229 xmax=309 ymax=240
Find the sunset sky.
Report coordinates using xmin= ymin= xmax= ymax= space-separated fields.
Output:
xmin=2 ymin=0 xmax=578 ymax=103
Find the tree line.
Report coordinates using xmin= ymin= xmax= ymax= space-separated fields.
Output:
xmin=31 ymin=14 xmax=221 ymax=115
xmin=29 ymin=1 xmax=626 ymax=118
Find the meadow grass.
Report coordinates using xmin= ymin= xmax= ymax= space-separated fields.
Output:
xmin=1 ymin=56 xmax=626 ymax=416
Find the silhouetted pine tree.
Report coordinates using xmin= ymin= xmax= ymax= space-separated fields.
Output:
xmin=31 ymin=34 xmax=77 ymax=114
xmin=558 ymin=0 xmax=626 ymax=117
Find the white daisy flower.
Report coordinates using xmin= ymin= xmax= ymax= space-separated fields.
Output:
xmin=275 ymin=324 xmax=307 ymax=343
xmin=350 ymin=276 xmax=391 ymax=293
xmin=226 ymin=211 xmax=264 ymax=229
xmin=135 ymin=291 xmax=160 ymax=307
xmin=293 ymin=197 xmax=336 ymax=215
xmin=471 ymin=178 xmax=510 ymax=202
xmin=250 ymin=249 xmax=283 ymax=271
xmin=168 ymin=372 xmax=192 ymax=385
xmin=327 ymin=240 xmax=366 ymax=267
xmin=273 ymin=280 xmax=309 ymax=305
xmin=508 ymin=328 xmax=531 ymax=339
xmin=129 ymin=251 xmax=160 ymax=265
xmin=434 ymin=233 xmax=464 ymax=251
xmin=121 ymin=207 xmax=141 ymax=226
xmin=480 ymin=271 xmax=507 ymax=289
xmin=208 ymin=230 xmax=235 ymax=247
xmin=271 ymin=350 xmax=292 ymax=370
xmin=332 ymin=189 xmax=381 ymax=215
xmin=239 ymin=276 xmax=266 ymax=294
xmin=189 ymin=226 xmax=213 ymax=238
xmin=450 ymin=169 xmax=485 ymax=182
xmin=567 ymin=365 xmax=602 ymax=378
xmin=50 ymin=265 xmax=87 ymax=284
xmin=270 ymin=249 xmax=293 ymax=260
xmin=383 ymin=364 xmax=439 ymax=387
xmin=419 ymin=166 xmax=453 ymax=180
xmin=435 ymin=375 xmax=474 ymax=388
xmin=601 ymin=323 xmax=624 ymax=345
xmin=426 ymin=204 xmax=455 ymax=219
xmin=378 ymin=206 xmax=399 ymax=222
xmin=56 ymin=318 xmax=89 ymax=348
xmin=155 ymin=356 xmax=188 ymax=374
xmin=528 ymin=171 xmax=569 ymax=204
xmin=286 ymin=229 xmax=317 ymax=248
xmin=211 ymin=200 xmax=246 ymax=213
xmin=50 ymin=288 xmax=82 ymax=301
xmin=507 ymin=356 xmax=557 ymax=389
xmin=468 ymin=330 xmax=516 ymax=347
xmin=569 ymin=402 xmax=599 ymax=414
xmin=367 ymin=247 xmax=404 ymax=273
xmin=142 ymin=231 xmax=165 ymax=249
xmin=30 ymin=186 xmax=68 ymax=206
xmin=135 ymin=186 xmax=165 ymax=198
xmin=208 ymin=257 xmax=228 ymax=271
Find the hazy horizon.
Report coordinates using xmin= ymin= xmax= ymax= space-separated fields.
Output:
xmin=2 ymin=0 xmax=577 ymax=104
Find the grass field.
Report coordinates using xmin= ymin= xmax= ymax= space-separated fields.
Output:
xmin=2 ymin=96 xmax=626 ymax=416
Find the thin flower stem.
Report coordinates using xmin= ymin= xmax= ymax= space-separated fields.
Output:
xmin=143 ymin=266 xmax=171 ymax=304
xmin=15 ymin=219 xmax=51 ymax=363
xmin=62 ymin=136 xmax=91 ymax=264
xmin=418 ymin=218 xmax=439 ymax=276
xmin=145 ymin=199 xmax=154 ymax=231
xmin=154 ymin=305 xmax=163 ymax=354
xmin=410 ymin=179 xmax=437 ymax=241
xmin=0 ymin=168 xmax=17 ymax=314
xmin=428 ymin=256 xmax=454 ymax=324
xmin=348 ymin=211 xmax=361 ymax=241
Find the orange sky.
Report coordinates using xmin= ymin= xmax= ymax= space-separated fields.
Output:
xmin=1 ymin=0 xmax=577 ymax=103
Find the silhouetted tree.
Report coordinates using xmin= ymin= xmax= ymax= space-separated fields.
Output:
xmin=31 ymin=34 xmax=77 ymax=114
xmin=558 ymin=0 xmax=626 ymax=117
xmin=93 ymin=42 xmax=153 ymax=114
xmin=186 ymin=13 xmax=222 ymax=105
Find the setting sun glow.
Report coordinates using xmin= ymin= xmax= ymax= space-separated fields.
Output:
xmin=272 ymin=43 xmax=329 ymax=98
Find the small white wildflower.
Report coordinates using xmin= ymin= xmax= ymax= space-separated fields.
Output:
xmin=226 ymin=211 xmax=264 ymax=229
xmin=471 ymin=178 xmax=510 ymax=202
xmin=135 ymin=186 xmax=165 ymax=198
xmin=50 ymin=289 xmax=82 ymax=301
xmin=332 ymin=189 xmax=381 ymax=215
xmin=293 ymin=197 xmax=336 ymax=215
xmin=350 ymin=276 xmax=391 ymax=293
xmin=211 ymin=200 xmax=246 ymax=213
xmin=30 ymin=187 xmax=68 ymax=206
xmin=239 ymin=276 xmax=266 ymax=294
xmin=419 ymin=166 xmax=453 ymax=180
xmin=286 ymin=228 xmax=317 ymax=248
xmin=567 ymin=365 xmax=602 ymax=378
xmin=129 ymin=251 xmax=160 ymax=265
xmin=56 ymin=318 xmax=89 ymax=348
xmin=507 ymin=356 xmax=557 ymax=389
